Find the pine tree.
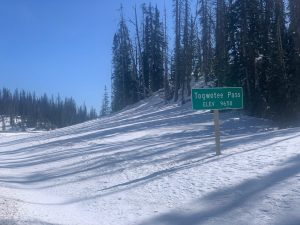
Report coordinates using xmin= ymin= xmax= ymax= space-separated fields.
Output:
xmin=266 ymin=0 xmax=288 ymax=120
xmin=163 ymin=3 xmax=171 ymax=102
xmin=173 ymin=0 xmax=181 ymax=102
xmin=141 ymin=4 xmax=164 ymax=94
xmin=111 ymin=6 xmax=138 ymax=112
xmin=152 ymin=6 xmax=164 ymax=92
xmin=181 ymin=0 xmax=195 ymax=103
xmin=134 ymin=5 xmax=147 ymax=99
xmin=286 ymin=0 xmax=300 ymax=121
xmin=199 ymin=0 xmax=214 ymax=84
xmin=227 ymin=0 xmax=265 ymax=115
xmin=100 ymin=85 xmax=110 ymax=116
xmin=215 ymin=0 xmax=228 ymax=86
xmin=89 ymin=107 xmax=98 ymax=119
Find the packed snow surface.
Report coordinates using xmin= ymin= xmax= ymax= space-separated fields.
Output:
xmin=0 ymin=95 xmax=300 ymax=225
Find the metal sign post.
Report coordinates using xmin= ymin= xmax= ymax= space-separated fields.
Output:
xmin=192 ymin=87 xmax=244 ymax=155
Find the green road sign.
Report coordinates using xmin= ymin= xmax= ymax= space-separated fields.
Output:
xmin=192 ymin=87 xmax=243 ymax=110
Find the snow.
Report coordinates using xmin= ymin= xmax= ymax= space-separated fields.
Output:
xmin=0 ymin=94 xmax=300 ymax=225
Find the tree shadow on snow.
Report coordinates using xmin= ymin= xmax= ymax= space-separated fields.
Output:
xmin=0 ymin=114 xmax=298 ymax=193
xmin=139 ymin=154 xmax=300 ymax=225
xmin=0 ymin=101 xmax=299 ymax=209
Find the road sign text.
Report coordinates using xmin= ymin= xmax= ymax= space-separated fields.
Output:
xmin=192 ymin=87 xmax=243 ymax=110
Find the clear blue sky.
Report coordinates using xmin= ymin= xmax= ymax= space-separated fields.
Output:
xmin=0 ymin=0 xmax=172 ymax=112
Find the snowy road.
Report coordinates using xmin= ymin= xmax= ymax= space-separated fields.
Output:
xmin=0 ymin=95 xmax=300 ymax=225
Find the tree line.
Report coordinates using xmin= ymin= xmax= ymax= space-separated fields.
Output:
xmin=0 ymin=88 xmax=97 ymax=131
xmin=111 ymin=0 xmax=300 ymax=124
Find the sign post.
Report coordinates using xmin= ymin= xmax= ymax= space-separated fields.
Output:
xmin=192 ymin=87 xmax=243 ymax=155
xmin=214 ymin=110 xmax=221 ymax=155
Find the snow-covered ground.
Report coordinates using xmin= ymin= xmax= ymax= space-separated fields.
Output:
xmin=0 ymin=94 xmax=300 ymax=225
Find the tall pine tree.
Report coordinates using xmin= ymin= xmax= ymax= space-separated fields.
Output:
xmin=111 ymin=6 xmax=138 ymax=112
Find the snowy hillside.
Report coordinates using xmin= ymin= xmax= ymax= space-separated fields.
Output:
xmin=0 ymin=94 xmax=300 ymax=225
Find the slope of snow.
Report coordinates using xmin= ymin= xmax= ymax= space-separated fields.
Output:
xmin=0 ymin=94 xmax=300 ymax=225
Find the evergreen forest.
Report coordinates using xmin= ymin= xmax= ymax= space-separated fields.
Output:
xmin=111 ymin=0 xmax=300 ymax=125
xmin=0 ymin=88 xmax=97 ymax=131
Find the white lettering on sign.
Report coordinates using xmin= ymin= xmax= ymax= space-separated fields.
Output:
xmin=192 ymin=87 xmax=243 ymax=110
xmin=220 ymin=101 xmax=233 ymax=107
xmin=203 ymin=101 xmax=215 ymax=107
xmin=194 ymin=92 xmax=224 ymax=101
xmin=227 ymin=92 xmax=241 ymax=98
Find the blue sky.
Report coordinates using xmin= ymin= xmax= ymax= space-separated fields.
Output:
xmin=0 ymin=0 xmax=172 ymax=112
